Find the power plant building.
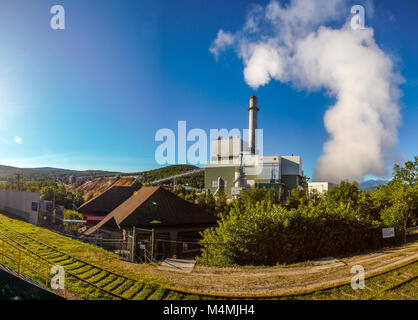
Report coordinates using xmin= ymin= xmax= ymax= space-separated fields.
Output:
xmin=308 ymin=182 xmax=337 ymax=194
xmin=205 ymin=96 xmax=304 ymax=197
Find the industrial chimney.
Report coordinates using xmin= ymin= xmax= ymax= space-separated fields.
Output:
xmin=248 ymin=96 xmax=259 ymax=155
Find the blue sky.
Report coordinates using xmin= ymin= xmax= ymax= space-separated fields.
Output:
xmin=0 ymin=0 xmax=416 ymax=180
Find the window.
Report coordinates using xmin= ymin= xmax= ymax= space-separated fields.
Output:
xmin=31 ymin=202 xmax=38 ymax=211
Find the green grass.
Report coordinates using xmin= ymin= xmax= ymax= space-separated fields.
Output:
xmin=0 ymin=212 xmax=174 ymax=300
xmin=0 ymin=212 xmax=416 ymax=300
xmin=277 ymin=262 xmax=417 ymax=300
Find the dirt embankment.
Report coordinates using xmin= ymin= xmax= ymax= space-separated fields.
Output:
xmin=69 ymin=177 xmax=137 ymax=199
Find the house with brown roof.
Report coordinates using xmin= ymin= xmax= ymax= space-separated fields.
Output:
xmin=84 ymin=186 xmax=217 ymax=261
xmin=78 ymin=186 xmax=140 ymax=227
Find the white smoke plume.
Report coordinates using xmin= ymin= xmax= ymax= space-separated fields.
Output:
xmin=210 ymin=0 xmax=402 ymax=183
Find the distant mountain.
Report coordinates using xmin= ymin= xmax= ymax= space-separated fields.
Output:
xmin=359 ymin=179 xmax=389 ymax=191
xmin=0 ymin=164 xmax=203 ymax=186
xmin=0 ymin=165 xmax=119 ymax=181
xmin=27 ymin=167 xmax=71 ymax=172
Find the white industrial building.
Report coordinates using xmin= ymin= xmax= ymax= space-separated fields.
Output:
xmin=205 ymin=96 xmax=304 ymax=197
xmin=308 ymin=182 xmax=337 ymax=195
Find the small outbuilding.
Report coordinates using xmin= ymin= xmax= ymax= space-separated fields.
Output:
xmin=84 ymin=186 xmax=217 ymax=261
xmin=78 ymin=186 xmax=140 ymax=227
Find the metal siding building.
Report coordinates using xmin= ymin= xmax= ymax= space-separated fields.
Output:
xmin=205 ymin=155 xmax=303 ymax=197
xmin=204 ymin=96 xmax=304 ymax=197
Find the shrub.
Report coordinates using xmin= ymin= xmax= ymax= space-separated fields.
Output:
xmin=64 ymin=209 xmax=83 ymax=220
xmin=199 ymin=202 xmax=385 ymax=266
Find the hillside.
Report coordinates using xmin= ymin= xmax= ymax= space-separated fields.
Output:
xmin=141 ymin=165 xmax=203 ymax=186
xmin=0 ymin=165 xmax=119 ymax=181
xmin=359 ymin=179 xmax=389 ymax=192
xmin=70 ymin=176 xmax=139 ymax=199
xmin=70 ymin=165 xmax=204 ymax=199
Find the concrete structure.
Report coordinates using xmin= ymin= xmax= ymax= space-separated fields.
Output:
xmin=248 ymin=96 xmax=259 ymax=155
xmin=0 ymin=190 xmax=40 ymax=225
xmin=308 ymin=182 xmax=337 ymax=195
xmin=205 ymin=96 xmax=304 ymax=197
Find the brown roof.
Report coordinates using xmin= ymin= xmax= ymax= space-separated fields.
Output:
xmin=78 ymin=186 xmax=139 ymax=216
xmin=85 ymin=186 xmax=216 ymax=235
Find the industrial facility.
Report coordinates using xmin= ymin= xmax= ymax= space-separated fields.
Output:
xmin=205 ymin=96 xmax=304 ymax=197
xmin=307 ymin=182 xmax=337 ymax=195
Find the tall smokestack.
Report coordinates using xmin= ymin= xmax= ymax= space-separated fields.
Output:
xmin=248 ymin=96 xmax=259 ymax=155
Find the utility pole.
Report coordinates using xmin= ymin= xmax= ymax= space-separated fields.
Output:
xmin=15 ymin=173 xmax=23 ymax=191
xmin=150 ymin=228 xmax=155 ymax=262
xmin=131 ymin=226 xmax=136 ymax=263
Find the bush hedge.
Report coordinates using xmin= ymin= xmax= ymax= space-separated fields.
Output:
xmin=199 ymin=202 xmax=398 ymax=266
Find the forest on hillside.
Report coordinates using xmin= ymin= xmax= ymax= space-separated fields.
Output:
xmin=0 ymin=165 xmax=118 ymax=182
xmin=141 ymin=165 xmax=204 ymax=188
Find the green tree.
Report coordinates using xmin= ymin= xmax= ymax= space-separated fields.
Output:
xmin=64 ymin=209 xmax=83 ymax=220
xmin=40 ymin=186 xmax=55 ymax=201
xmin=40 ymin=183 xmax=82 ymax=209
xmin=238 ymin=187 xmax=279 ymax=206
xmin=214 ymin=190 xmax=229 ymax=217
xmin=325 ymin=180 xmax=360 ymax=209
xmin=286 ymin=188 xmax=308 ymax=210
xmin=393 ymin=156 xmax=418 ymax=187
xmin=73 ymin=188 xmax=85 ymax=208
xmin=378 ymin=158 xmax=418 ymax=242
xmin=199 ymin=201 xmax=381 ymax=266
xmin=357 ymin=191 xmax=380 ymax=222
xmin=380 ymin=181 xmax=418 ymax=242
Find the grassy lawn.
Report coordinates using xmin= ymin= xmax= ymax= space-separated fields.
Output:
xmin=0 ymin=213 xmax=164 ymax=283
xmin=0 ymin=212 xmax=178 ymax=300
xmin=285 ymin=262 xmax=417 ymax=300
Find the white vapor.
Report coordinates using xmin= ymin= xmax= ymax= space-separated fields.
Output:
xmin=209 ymin=29 xmax=235 ymax=59
xmin=210 ymin=0 xmax=402 ymax=183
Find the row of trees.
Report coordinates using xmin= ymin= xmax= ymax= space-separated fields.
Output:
xmin=196 ymin=157 xmax=418 ymax=266
xmin=40 ymin=184 xmax=85 ymax=209
xmin=0 ymin=179 xmax=86 ymax=209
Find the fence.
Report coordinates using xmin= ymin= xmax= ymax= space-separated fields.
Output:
xmin=150 ymin=239 xmax=229 ymax=265
xmin=131 ymin=235 xmax=227 ymax=264
xmin=0 ymin=237 xmax=67 ymax=298
xmin=0 ymin=229 xmax=132 ymax=300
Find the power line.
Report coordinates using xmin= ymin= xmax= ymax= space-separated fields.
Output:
xmin=15 ymin=173 xmax=24 ymax=191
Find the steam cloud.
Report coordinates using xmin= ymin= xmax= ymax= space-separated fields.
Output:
xmin=210 ymin=0 xmax=402 ymax=183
